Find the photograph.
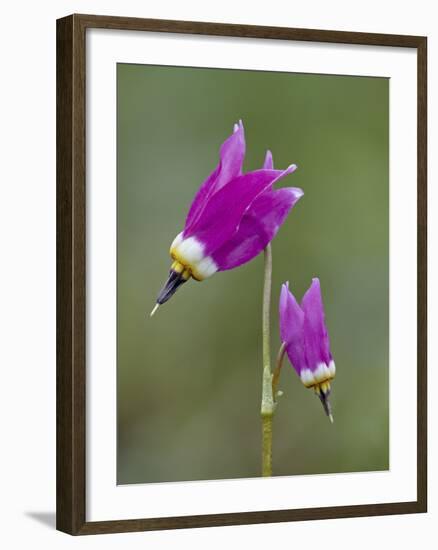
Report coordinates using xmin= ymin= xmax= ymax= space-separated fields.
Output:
xmin=0 ymin=1 xmax=431 ymax=546
xmin=116 ymin=63 xmax=390 ymax=484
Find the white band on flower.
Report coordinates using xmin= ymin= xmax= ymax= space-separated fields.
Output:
xmin=170 ymin=233 xmax=218 ymax=281
xmin=300 ymin=361 xmax=336 ymax=388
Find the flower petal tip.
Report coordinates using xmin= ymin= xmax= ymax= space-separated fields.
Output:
xmin=308 ymin=277 xmax=321 ymax=293
xmin=263 ymin=150 xmax=273 ymax=170
xmin=287 ymin=187 xmax=304 ymax=202
xmin=329 ymin=413 xmax=334 ymax=424
xmin=233 ymin=120 xmax=244 ymax=133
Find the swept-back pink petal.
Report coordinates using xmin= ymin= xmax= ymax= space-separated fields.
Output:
xmin=212 ymin=186 xmax=303 ymax=270
xmin=301 ymin=278 xmax=333 ymax=369
xmin=184 ymin=121 xmax=245 ymax=234
xmin=279 ymin=282 xmax=306 ymax=376
xmin=184 ymin=166 xmax=296 ymax=255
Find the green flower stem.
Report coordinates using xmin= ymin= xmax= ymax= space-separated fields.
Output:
xmin=261 ymin=244 xmax=275 ymax=477
xmin=261 ymin=413 xmax=273 ymax=477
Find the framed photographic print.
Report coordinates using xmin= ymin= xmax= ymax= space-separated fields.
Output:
xmin=56 ymin=14 xmax=427 ymax=535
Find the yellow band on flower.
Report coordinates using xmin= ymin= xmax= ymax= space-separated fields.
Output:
xmin=313 ymin=381 xmax=331 ymax=395
xmin=170 ymin=260 xmax=191 ymax=281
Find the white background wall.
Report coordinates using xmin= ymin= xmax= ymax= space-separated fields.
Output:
xmin=0 ymin=1 xmax=435 ymax=548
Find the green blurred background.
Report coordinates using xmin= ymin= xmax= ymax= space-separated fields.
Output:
xmin=117 ymin=64 xmax=389 ymax=484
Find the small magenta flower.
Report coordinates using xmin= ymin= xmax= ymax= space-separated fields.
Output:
xmin=152 ymin=120 xmax=303 ymax=313
xmin=279 ymin=278 xmax=336 ymax=421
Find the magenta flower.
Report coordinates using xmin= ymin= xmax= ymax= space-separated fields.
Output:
xmin=279 ymin=278 xmax=336 ymax=420
xmin=153 ymin=121 xmax=303 ymax=310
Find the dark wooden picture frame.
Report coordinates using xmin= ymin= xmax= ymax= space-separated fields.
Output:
xmin=56 ymin=13 xmax=427 ymax=535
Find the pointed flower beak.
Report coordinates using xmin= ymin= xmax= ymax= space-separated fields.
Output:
xmin=279 ymin=279 xmax=336 ymax=420
xmin=153 ymin=120 xmax=303 ymax=310
xmin=156 ymin=269 xmax=189 ymax=305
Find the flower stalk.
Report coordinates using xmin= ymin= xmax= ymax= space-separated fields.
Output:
xmin=261 ymin=244 xmax=275 ymax=476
